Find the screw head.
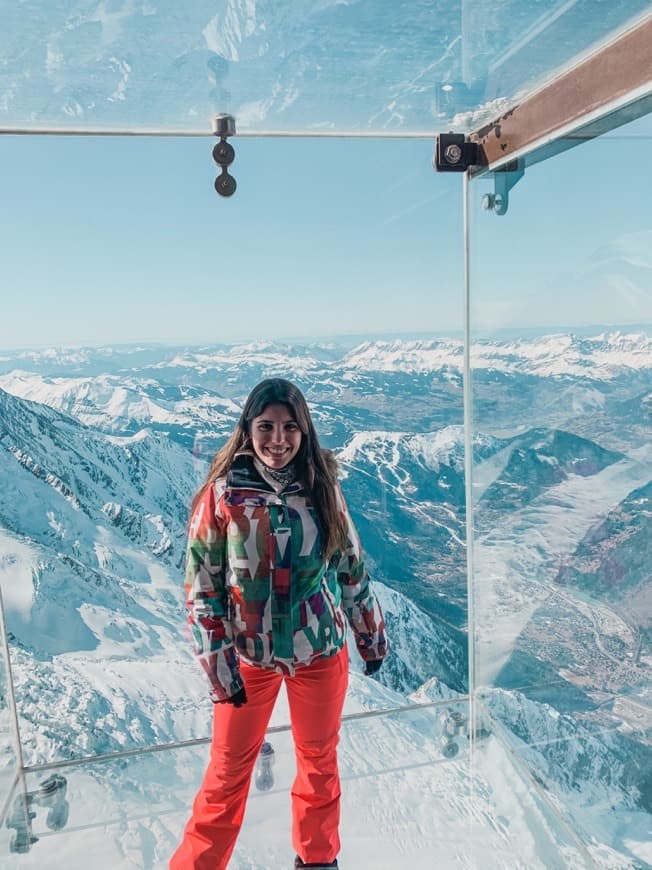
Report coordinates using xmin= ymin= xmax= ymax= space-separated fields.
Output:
xmin=215 ymin=172 xmax=237 ymax=197
xmin=482 ymin=193 xmax=495 ymax=211
xmin=494 ymin=193 xmax=507 ymax=215
xmin=212 ymin=141 xmax=235 ymax=166
xmin=444 ymin=143 xmax=463 ymax=164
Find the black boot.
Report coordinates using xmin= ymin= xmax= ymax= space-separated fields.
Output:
xmin=294 ymin=857 xmax=338 ymax=869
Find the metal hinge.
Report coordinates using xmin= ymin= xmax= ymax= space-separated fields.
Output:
xmin=481 ymin=159 xmax=525 ymax=216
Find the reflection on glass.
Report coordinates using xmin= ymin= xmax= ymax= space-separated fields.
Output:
xmin=1 ymin=1 xmax=649 ymax=133
xmin=0 ymin=701 xmax=594 ymax=868
xmin=469 ymin=114 xmax=652 ymax=868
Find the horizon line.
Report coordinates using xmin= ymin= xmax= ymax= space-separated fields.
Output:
xmin=1 ymin=322 xmax=651 ymax=356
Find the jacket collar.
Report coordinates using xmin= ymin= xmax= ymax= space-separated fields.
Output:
xmin=227 ymin=451 xmax=304 ymax=494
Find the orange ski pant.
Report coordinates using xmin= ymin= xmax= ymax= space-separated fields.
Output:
xmin=169 ymin=647 xmax=349 ymax=870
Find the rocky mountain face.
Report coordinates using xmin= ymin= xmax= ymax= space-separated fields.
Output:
xmin=555 ymin=478 xmax=652 ymax=645
xmin=0 ymin=387 xmax=193 ymax=568
xmin=337 ymin=428 xmax=467 ymax=633
xmin=479 ymin=428 xmax=625 ymax=514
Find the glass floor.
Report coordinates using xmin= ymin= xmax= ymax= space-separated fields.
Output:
xmin=0 ymin=698 xmax=601 ymax=870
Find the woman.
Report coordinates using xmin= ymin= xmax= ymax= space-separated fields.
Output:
xmin=170 ymin=378 xmax=388 ymax=870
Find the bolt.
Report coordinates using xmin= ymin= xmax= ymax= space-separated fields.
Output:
xmin=444 ymin=143 xmax=463 ymax=164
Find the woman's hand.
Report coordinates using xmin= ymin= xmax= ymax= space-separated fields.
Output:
xmin=215 ymin=687 xmax=248 ymax=707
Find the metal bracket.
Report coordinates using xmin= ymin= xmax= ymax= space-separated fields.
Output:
xmin=212 ymin=113 xmax=237 ymax=198
xmin=6 ymin=774 xmax=69 ymax=853
xmin=481 ymin=159 xmax=524 ymax=216
xmin=433 ymin=132 xmax=485 ymax=173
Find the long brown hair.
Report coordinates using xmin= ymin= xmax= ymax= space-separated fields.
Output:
xmin=192 ymin=378 xmax=347 ymax=559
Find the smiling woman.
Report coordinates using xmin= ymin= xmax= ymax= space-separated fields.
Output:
xmin=173 ymin=376 xmax=388 ymax=869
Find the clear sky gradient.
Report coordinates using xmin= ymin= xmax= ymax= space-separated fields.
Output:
xmin=0 ymin=115 xmax=650 ymax=351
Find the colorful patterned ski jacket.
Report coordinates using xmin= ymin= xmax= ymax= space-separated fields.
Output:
xmin=185 ymin=451 xmax=388 ymax=700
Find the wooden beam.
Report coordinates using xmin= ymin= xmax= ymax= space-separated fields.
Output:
xmin=470 ymin=13 xmax=652 ymax=168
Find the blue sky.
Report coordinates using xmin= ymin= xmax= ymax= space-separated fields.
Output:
xmin=0 ymin=119 xmax=650 ymax=350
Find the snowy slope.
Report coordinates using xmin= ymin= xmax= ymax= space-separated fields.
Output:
xmin=335 ymin=426 xmax=469 ymax=683
xmin=0 ymin=371 xmax=239 ymax=435
xmin=0 ymin=677 xmax=599 ymax=870
xmin=0 ymin=334 xmax=650 ymax=868
xmin=0 ymin=384 xmax=460 ymax=765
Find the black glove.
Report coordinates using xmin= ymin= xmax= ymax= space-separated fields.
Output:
xmin=364 ymin=659 xmax=383 ymax=677
xmin=217 ymin=687 xmax=248 ymax=707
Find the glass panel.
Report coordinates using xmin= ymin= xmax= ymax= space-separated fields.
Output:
xmin=0 ymin=702 xmax=587 ymax=867
xmin=469 ymin=111 xmax=652 ymax=869
xmin=0 ymin=1 xmax=649 ymax=134
xmin=0 ymin=134 xmax=466 ymax=773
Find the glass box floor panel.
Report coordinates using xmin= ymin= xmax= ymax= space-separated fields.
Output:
xmin=0 ymin=701 xmax=591 ymax=869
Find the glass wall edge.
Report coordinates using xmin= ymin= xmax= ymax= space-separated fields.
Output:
xmin=462 ymin=171 xmax=479 ymax=780
xmin=0 ymin=770 xmax=21 ymax=830
xmin=0 ymin=587 xmax=24 ymax=773
xmin=462 ymin=171 xmax=476 ymax=702
xmin=0 ymin=127 xmax=439 ymax=139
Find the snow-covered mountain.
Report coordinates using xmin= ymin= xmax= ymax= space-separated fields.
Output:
xmin=0 ymin=372 xmax=240 ymax=441
xmin=5 ymin=329 xmax=649 ymax=377
xmin=0 ymin=331 xmax=650 ymax=868
xmin=0 ymin=386 xmax=193 ymax=569
xmin=555 ymin=477 xmax=652 ymax=654
xmin=478 ymin=427 xmax=624 ymax=513
xmin=341 ymin=331 xmax=652 ymax=379
xmin=0 ymin=383 xmax=459 ymax=763
xmin=336 ymin=426 xmax=468 ymax=681
xmin=473 ymin=433 xmax=651 ymax=714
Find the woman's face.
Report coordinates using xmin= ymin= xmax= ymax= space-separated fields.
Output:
xmin=250 ymin=403 xmax=302 ymax=469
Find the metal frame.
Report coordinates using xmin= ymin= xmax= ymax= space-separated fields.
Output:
xmin=12 ymin=694 xmax=470 ymax=777
xmin=470 ymin=10 xmax=652 ymax=171
xmin=0 ymin=128 xmax=435 ymax=138
xmin=4 ymin=14 xmax=650 ymax=144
